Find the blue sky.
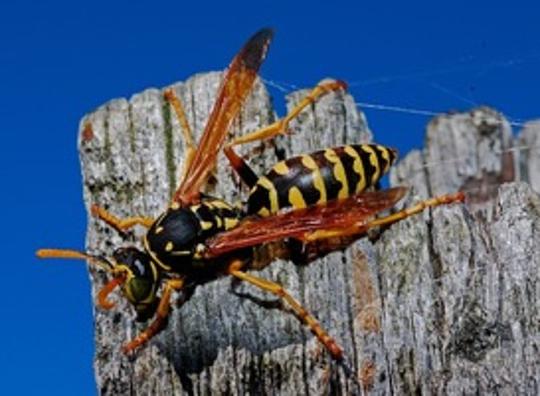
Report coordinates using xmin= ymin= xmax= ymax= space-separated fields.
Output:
xmin=2 ymin=1 xmax=539 ymax=394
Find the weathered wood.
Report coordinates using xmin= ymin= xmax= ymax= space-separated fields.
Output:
xmin=388 ymin=108 xmax=539 ymax=394
xmin=80 ymin=74 xmax=539 ymax=395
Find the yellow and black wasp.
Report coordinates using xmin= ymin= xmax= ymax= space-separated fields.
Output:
xmin=37 ymin=28 xmax=463 ymax=368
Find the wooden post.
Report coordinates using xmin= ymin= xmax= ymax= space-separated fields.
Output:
xmin=79 ymin=73 xmax=539 ymax=395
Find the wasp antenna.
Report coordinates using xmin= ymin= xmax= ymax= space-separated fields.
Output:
xmin=36 ymin=248 xmax=113 ymax=273
xmin=37 ymin=248 xmax=84 ymax=259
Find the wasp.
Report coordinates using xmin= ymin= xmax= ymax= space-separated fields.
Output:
xmin=37 ymin=28 xmax=464 ymax=371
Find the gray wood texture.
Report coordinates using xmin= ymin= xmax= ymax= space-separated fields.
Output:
xmin=79 ymin=73 xmax=539 ymax=395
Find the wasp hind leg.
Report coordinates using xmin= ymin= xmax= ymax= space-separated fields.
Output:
xmin=91 ymin=205 xmax=154 ymax=233
xmin=226 ymin=260 xmax=360 ymax=387
xmin=303 ymin=191 xmax=465 ymax=242
xmin=226 ymin=260 xmax=347 ymax=362
xmin=122 ymin=278 xmax=184 ymax=354
xmin=224 ymin=80 xmax=348 ymax=189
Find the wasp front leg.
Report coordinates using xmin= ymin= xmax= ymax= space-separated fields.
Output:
xmin=91 ymin=205 xmax=154 ymax=233
xmin=122 ymin=278 xmax=185 ymax=354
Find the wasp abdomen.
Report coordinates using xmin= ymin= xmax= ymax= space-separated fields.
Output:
xmin=247 ymin=144 xmax=397 ymax=216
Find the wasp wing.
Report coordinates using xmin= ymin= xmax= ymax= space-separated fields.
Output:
xmin=203 ymin=187 xmax=408 ymax=259
xmin=174 ymin=28 xmax=273 ymax=205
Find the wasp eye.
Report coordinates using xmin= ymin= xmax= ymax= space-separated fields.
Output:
xmin=133 ymin=258 xmax=145 ymax=274
xmin=112 ymin=247 xmax=149 ymax=275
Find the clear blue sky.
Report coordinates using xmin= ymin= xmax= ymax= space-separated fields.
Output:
xmin=2 ymin=1 xmax=539 ymax=394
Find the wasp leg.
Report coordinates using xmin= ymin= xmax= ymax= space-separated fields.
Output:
xmin=304 ymin=191 xmax=465 ymax=242
xmin=226 ymin=260 xmax=344 ymax=362
xmin=91 ymin=205 xmax=154 ymax=233
xmin=164 ymin=88 xmax=196 ymax=181
xmin=229 ymin=80 xmax=347 ymax=147
xmin=122 ymin=278 xmax=185 ymax=354
xmin=224 ymin=80 xmax=347 ymax=188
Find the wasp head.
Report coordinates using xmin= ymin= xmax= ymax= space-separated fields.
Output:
xmin=110 ymin=247 xmax=160 ymax=321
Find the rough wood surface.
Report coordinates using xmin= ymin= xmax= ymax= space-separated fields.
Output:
xmin=79 ymin=73 xmax=539 ymax=395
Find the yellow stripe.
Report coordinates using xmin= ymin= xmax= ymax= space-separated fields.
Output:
xmin=324 ymin=149 xmax=349 ymax=199
xmin=344 ymin=145 xmax=366 ymax=193
xmin=215 ymin=216 xmax=223 ymax=228
xmin=257 ymin=207 xmax=271 ymax=217
xmin=200 ymin=221 xmax=213 ymax=230
xmin=257 ymin=176 xmax=279 ymax=213
xmin=272 ymin=161 xmax=289 ymax=175
xmin=301 ymin=155 xmax=317 ymax=170
xmin=165 ymin=242 xmax=174 ymax=252
xmin=115 ymin=264 xmax=133 ymax=280
xmin=120 ymin=265 xmax=136 ymax=302
xmin=224 ymin=217 xmax=239 ymax=229
xmin=193 ymin=244 xmax=205 ymax=260
xmin=361 ymin=145 xmax=381 ymax=185
xmin=288 ymin=186 xmax=307 ymax=208
xmin=143 ymin=236 xmax=172 ymax=271
xmin=206 ymin=199 xmax=233 ymax=210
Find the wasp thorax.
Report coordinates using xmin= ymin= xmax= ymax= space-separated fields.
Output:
xmin=145 ymin=208 xmax=199 ymax=267
xmin=144 ymin=200 xmax=243 ymax=274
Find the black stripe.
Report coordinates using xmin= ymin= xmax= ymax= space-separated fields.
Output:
xmin=373 ymin=145 xmax=388 ymax=175
xmin=337 ymin=146 xmax=362 ymax=194
xmin=310 ymin=150 xmax=342 ymax=201
xmin=356 ymin=145 xmax=377 ymax=187
xmin=246 ymin=184 xmax=272 ymax=215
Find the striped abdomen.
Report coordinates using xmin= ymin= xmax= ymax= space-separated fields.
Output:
xmin=246 ymin=144 xmax=398 ymax=216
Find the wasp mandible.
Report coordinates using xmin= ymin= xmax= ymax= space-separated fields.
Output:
xmin=37 ymin=28 xmax=464 ymax=371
